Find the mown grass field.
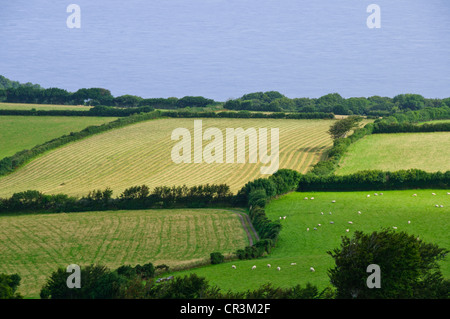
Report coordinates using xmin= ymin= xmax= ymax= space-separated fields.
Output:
xmin=0 ymin=118 xmax=336 ymax=197
xmin=0 ymin=116 xmax=117 ymax=159
xmin=0 ymin=209 xmax=248 ymax=298
xmin=169 ymin=190 xmax=449 ymax=293
xmin=335 ymin=132 xmax=450 ymax=175
xmin=0 ymin=102 xmax=92 ymax=111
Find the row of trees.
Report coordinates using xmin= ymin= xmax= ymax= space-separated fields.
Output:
xmin=0 ymin=183 xmax=234 ymax=213
xmin=224 ymin=92 xmax=450 ymax=115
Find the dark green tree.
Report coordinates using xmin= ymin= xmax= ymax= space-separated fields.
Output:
xmin=327 ymin=115 xmax=363 ymax=140
xmin=327 ymin=229 xmax=449 ymax=299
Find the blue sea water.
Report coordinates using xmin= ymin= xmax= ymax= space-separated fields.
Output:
xmin=1 ymin=0 xmax=449 ymax=100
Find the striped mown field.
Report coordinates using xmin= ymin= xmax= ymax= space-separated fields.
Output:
xmin=0 ymin=116 xmax=117 ymax=159
xmin=0 ymin=209 xmax=248 ymax=298
xmin=0 ymin=118 xmax=335 ymax=197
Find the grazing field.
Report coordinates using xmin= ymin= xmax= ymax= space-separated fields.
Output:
xmin=0 ymin=209 xmax=248 ymax=298
xmin=0 ymin=118 xmax=335 ymax=197
xmin=0 ymin=102 xmax=92 ymax=111
xmin=0 ymin=116 xmax=117 ymax=159
xmin=169 ymin=190 xmax=450 ymax=292
xmin=335 ymin=132 xmax=450 ymax=175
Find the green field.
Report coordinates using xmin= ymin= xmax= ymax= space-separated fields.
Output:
xmin=335 ymin=132 xmax=450 ymax=175
xmin=0 ymin=209 xmax=249 ymax=298
xmin=0 ymin=102 xmax=92 ymax=111
xmin=0 ymin=116 xmax=117 ymax=160
xmin=169 ymin=190 xmax=449 ymax=292
xmin=0 ymin=118 xmax=336 ymax=197
xmin=417 ymin=119 xmax=450 ymax=125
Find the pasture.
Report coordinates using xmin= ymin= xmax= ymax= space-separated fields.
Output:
xmin=0 ymin=209 xmax=248 ymax=298
xmin=335 ymin=132 xmax=450 ymax=175
xmin=169 ymin=190 xmax=449 ymax=293
xmin=0 ymin=116 xmax=117 ymax=159
xmin=0 ymin=118 xmax=335 ymax=197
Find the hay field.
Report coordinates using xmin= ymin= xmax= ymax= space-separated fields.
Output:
xmin=0 ymin=118 xmax=335 ymax=197
xmin=0 ymin=209 xmax=248 ymax=298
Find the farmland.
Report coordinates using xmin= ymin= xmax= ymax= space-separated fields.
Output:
xmin=169 ymin=190 xmax=450 ymax=293
xmin=0 ymin=116 xmax=117 ymax=159
xmin=0 ymin=118 xmax=336 ymax=197
xmin=0 ymin=102 xmax=92 ymax=111
xmin=0 ymin=208 xmax=249 ymax=298
xmin=335 ymin=132 xmax=450 ymax=175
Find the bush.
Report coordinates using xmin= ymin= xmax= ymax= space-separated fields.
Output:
xmin=210 ymin=252 xmax=225 ymax=265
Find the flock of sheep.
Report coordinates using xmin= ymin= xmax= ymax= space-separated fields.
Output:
xmin=231 ymin=263 xmax=315 ymax=272
xmin=233 ymin=191 xmax=448 ymax=272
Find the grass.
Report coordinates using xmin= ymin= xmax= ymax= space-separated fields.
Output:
xmin=335 ymin=132 xmax=450 ymax=175
xmin=417 ymin=119 xmax=450 ymax=125
xmin=168 ymin=190 xmax=449 ymax=293
xmin=0 ymin=208 xmax=248 ymax=298
xmin=0 ymin=102 xmax=92 ymax=111
xmin=0 ymin=116 xmax=117 ymax=160
xmin=0 ymin=118 xmax=337 ymax=197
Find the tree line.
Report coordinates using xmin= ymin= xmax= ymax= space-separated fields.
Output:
xmin=224 ymin=91 xmax=450 ymax=115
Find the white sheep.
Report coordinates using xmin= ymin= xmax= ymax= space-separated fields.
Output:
xmin=358 ymin=211 xmax=362 ymax=214
xmin=346 ymin=229 xmax=350 ymax=232
xmin=367 ymin=194 xmax=370 ymax=197
xmin=311 ymin=197 xmax=315 ymax=200
xmin=329 ymin=212 xmax=332 ymax=215
xmin=393 ymin=226 xmax=397 ymax=230
xmin=440 ymin=205 xmax=444 ymax=208
xmin=291 ymin=263 xmax=297 ymax=266
xmin=413 ymin=194 xmax=417 ymax=197
xmin=283 ymin=216 xmax=286 ymax=219
xmin=252 ymin=265 xmax=256 ymax=270
xmin=332 ymin=200 xmax=336 ymax=203
xmin=267 ymin=264 xmax=271 ymax=268
xmin=310 ymin=267 xmax=315 ymax=272
xmin=408 ymin=221 xmax=411 ymax=224
xmin=277 ymin=267 xmax=281 ymax=271
xmin=321 ymin=212 xmax=324 ymax=215
xmin=307 ymin=228 xmax=310 ymax=231
xmin=348 ymin=221 xmax=353 ymax=224
xmin=232 ymin=265 xmax=236 ymax=269
xmin=318 ymin=224 xmax=322 ymax=227
xmin=304 ymin=197 xmax=308 ymax=200
xmin=432 ymin=193 xmax=436 ymax=195
xmin=435 ymin=204 xmax=439 ymax=207
xmin=380 ymin=193 xmax=383 ymax=195
xmin=374 ymin=193 xmax=378 ymax=196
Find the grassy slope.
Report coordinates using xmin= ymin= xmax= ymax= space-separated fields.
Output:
xmin=335 ymin=132 xmax=450 ymax=175
xmin=0 ymin=118 xmax=335 ymax=197
xmin=168 ymin=190 xmax=449 ymax=293
xmin=0 ymin=116 xmax=117 ymax=159
xmin=0 ymin=209 xmax=248 ymax=298
xmin=0 ymin=102 xmax=92 ymax=111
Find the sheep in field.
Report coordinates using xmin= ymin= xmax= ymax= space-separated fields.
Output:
xmin=311 ymin=197 xmax=315 ymax=200
xmin=367 ymin=195 xmax=370 ymax=198
xmin=291 ymin=263 xmax=297 ymax=266
xmin=252 ymin=265 xmax=256 ymax=270
xmin=307 ymin=228 xmax=310 ymax=231
xmin=348 ymin=221 xmax=353 ymax=224
xmin=267 ymin=264 xmax=271 ymax=268
xmin=310 ymin=267 xmax=315 ymax=272
xmin=277 ymin=267 xmax=281 ymax=271
xmin=393 ymin=226 xmax=398 ymax=230
xmin=232 ymin=265 xmax=236 ymax=269
xmin=346 ymin=229 xmax=350 ymax=232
